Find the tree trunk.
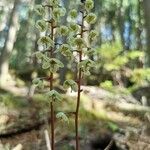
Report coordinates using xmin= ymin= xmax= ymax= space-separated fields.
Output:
xmin=136 ymin=0 xmax=143 ymax=50
xmin=143 ymin=0 xmax=150 ymax=67
xmin=117 ymin=0 xmax=126 ymax=51
xmin=0 ymin=0 xmax=19 ymax=86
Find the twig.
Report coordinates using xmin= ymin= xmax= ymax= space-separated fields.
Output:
xmin=44 ymin=129 xmax=51 ymax=150
xmin=104 ymin=139 xmax=113 ymax=150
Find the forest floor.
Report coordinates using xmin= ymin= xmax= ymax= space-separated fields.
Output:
xmin=0 ymin=86 xmax=150 ymax=150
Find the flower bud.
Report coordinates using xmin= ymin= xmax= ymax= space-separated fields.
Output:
xmin=85 ymin=13 xmax=97 ymax=24
xmin=36 ymin=20 xmax=47 ymax=32
xmin=58 ymin=26 xmax=69 ymax=36
xmin=85 ymin=0 xmax=94 ymax=11
xmin=69 ymin=22 xmax=79 ymax=33
xmin=69 ymin=9 xmax=78 ymax=19
xmin=89 ymin=30 xmax=98 ymax=41
xmin=35 ymin=5 xmax=45 ymax=16
xmin=37 ymin=36 xmax=54 ymax=47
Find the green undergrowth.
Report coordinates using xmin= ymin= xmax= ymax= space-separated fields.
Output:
xmin=34 ymin=93 xmax=119 ymax=134
xmin=0 ymin=93 xmax=29 ymax=109
xmin=0 ymin=92 xmax=119 ymax=134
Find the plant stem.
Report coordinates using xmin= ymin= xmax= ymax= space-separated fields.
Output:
xmin=50 ymin=8 xmax=55 ymax=150
xmin=75 ymin=11 xmax=84 ymax=150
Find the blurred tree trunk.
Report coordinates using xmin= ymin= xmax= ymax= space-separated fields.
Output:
xmin=136 ymin=0 xmax=142 ymax=50
xmin=143 ymin=0 xmax=150 ymax=67
xmin=117 ymin=0 xmax=126 ymax=51
xmin=126 ymin=3 xmax=132 ymax=50
xmin=0 ymin=0 xmax=19 ymax=86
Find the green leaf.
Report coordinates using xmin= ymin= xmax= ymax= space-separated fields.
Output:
xmin=127 ymin=51 xmax=144 ymax=60
xmin=46 ymin=90 xmax=62 ymax=102
xmin=36 ymin=20 xmax=47 ymax=32
xmin=56 ymin=112 xmax=69 ymax=123
xmin=107 ymin=122 xmax=119 ymax=132
xmin=85 ymin=13 xmax=97 ymax=24
xmin=37 ymin=36 xmax=54 ymax=47
xmin=130 ymin=68 xmax=150 ymax=85
xmin=69 ymin=9 xmax=78 ymax=19
xmin=100 ymin=80 xmax=113 ymax=91
xmin=63 ymin=79 xmax=78 ymax=92
xmin=35 ymin=5 xmax=45 ymax=16
xmin=85 ymin=0 xmax=94 ymax=11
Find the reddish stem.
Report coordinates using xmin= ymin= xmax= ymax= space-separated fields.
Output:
xmin=50 ymin=8 xmax=55 ymax=150
xmin=75 ymin=11 xmax=84 ymax=150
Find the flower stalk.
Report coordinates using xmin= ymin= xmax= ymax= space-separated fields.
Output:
xmin=75 ymin=11 xmax=84 ymax=150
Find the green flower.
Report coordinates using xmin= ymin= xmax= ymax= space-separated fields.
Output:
xmin=46 ymin=90 xmax=62 ymax=102
xmin=84 ymin=49 xmax=96 ymax=56
xmin=60 ymin=8 xmax=66 ymax=17
xmin=59 ymin=44 xmax=70 ymax=52
xmin=59 ymin=44 xmax=73 ymax=59
xmin=47 ymin=0 xmax=60 ymax=6
xmin=67 ymin=36 xmax=75 ymax=45
xmin=56 ymin=112 xmax=69 ymax=123
xmin=36 ymin=20 xmax=47 ymax=32
xmin=74 ymin=37 xmax=86 ymax=48
xmin=69 ymin=9 xmax=78 ymax=19
xmin=63 ymin=79 xmax=78 ymax=92
xmin=50 ymin=58 xmax=64 ymax=72
xmin=42 ymin=58 xmax=64 ymax=72
xmin=85 ymin=0 xmax=94 ymax=11
xmin=32 ymin=78 xmax=44 ymax=89
xmin=58 ymin=26 xmax=69 ymax=36
xmin=38 ymin=36 xmax=54 ymax=47
xmin=69 ymin=22 xmax=79 ymax=33
xmin=35 ymin=5 xmax=45 ymax=16
xmin=53 ymin=8 xmax=61 ymax=21
xmin=78 ymin=59 xmax=94 ymax=75
xmin=85 ymin=13 xmax=97 ymax=24
xmin=88 ymin=30 xmax=98 ymax=42
xmin=53 ymin=7 xmax=66 ymax=21
xmin=42 ymin=61 xmax=50 ymax=69
xmin=35 ymin=51 xmax=44 ymax=60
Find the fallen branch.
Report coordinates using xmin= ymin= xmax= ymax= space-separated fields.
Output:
xmin=106 ymin=102 xmax=150 ymax=115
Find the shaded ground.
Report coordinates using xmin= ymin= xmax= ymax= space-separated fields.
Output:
xmin=0 ymin=86 xmax=150 ymax=150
